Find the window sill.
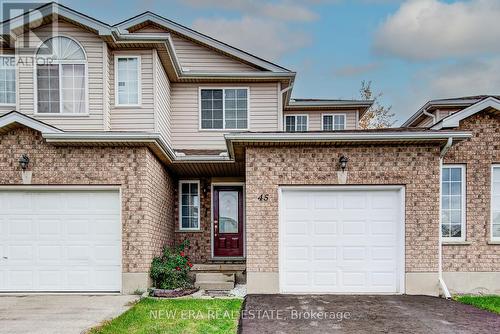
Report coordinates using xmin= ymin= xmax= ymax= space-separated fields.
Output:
xmin=487 ymin=241 xmax=500 ymax=245
xmin=114 ymin=105 xmax=143 ymax=109
xmin=442 ymin=241 xmax=471 ymax=246
xmin=175 ymin=229 xmax=203 ymax=233
xmin=198 ymin=128 xmax=249 ymax=132
xmin=34 ymin=113 xmax=90 ymax=117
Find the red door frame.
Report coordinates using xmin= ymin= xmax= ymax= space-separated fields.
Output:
xmin=213 ymin=185 xmax=244 ymax=258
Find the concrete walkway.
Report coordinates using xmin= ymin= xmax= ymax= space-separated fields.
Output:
xmin=0 ymin=294 xmax=139 ymax=334
xmin=241 ymin=295 xmax=500 ymax=334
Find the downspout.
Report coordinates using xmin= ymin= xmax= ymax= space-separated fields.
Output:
xmin=423 ymin=110 xmax=436 ymax=125
xmin=278 ymin=84 xmax=293 ymax=131
xmin=439 ymin=137 xmax=453 ymax=299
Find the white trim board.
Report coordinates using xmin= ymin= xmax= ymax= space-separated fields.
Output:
xmin=432 ymin=97 xmax=500 ymax=129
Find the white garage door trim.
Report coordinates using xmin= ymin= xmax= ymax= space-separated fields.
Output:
xmin=278 ymin=185 xmax=405 ymax=294
xmin=0 ymin=185 xmax=122 ymax=293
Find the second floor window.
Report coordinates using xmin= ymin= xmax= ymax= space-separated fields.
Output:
xmin=116 ymin=56 xmax=141 ymax=106
xmin=0 ymin=56 xmax=15 ymax=105
xmin=322 ymin=114 xmax=346 ymax=131
xmin=285 ymin=115 xmax=308 ymax=132
xmin=200 ymin=88 xmax=248 ymax=130
xmin=36 ymin=36 xmax=87 ymax=114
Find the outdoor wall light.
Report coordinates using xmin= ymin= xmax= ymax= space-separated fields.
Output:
xmin=339 ymin=155 xmax=348 ymax=171
xmin=19 ymin=154 xmax=30 ymax=170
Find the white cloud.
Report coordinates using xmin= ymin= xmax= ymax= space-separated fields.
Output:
xmin=392 ymin=57 xmax=500 ymax=124
xmin=374 ymin=0 xmax=500 ymax=60
xmin=183 ymin=0 xmax=317 ymax=22
xmin=192 ymin=16 xmax=310 ymax=61
xmin=423 ymin=58 xmax=500 ymax=98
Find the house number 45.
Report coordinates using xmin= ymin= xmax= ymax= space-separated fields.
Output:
xmin=258 ymin=194 xmax=269 ymax=202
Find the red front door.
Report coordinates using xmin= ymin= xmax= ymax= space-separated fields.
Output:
xmin=213 ymin=186 xmax=244 ymax=257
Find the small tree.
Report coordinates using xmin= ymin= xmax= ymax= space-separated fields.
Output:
xmin=358 ymin=80 xmax=396 ymax=129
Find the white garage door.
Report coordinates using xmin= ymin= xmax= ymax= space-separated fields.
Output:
xmin=280 ymin=187 xmax=404 ymax=294
xmin=0 ymin=189 xmax=121 ymax=292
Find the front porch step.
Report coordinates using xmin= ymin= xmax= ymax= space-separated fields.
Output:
xmin=194 ymin=273 xmax=235 ymax=290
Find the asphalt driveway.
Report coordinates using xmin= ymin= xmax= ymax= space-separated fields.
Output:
xmin=241 ymin=295 xmax=500 ymax=334
xmin=0 ymin=294 xmax=139 ymax=334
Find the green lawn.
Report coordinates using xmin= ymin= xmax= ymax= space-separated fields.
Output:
xmin=454 ymin=295 xmax=500 ymax=314
xmin=90 ymin=298 xmax=243 ymax=334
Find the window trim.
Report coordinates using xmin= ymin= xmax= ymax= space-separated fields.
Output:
xmin=285 ymin=114 xmax=309 ymax=132
xmin=491 ymin=164 xmax=500 ymax=242
xmin=178 ymin=180 xmax=201 ymax=231
xmin=441 ymin=164 xmax=467 ymax=242
xmin=0 ymin=55 xmax=16 ymax=107
xmin=33 ymin=36 xmax=89 ymax=116
xmin=198 ymin=87 xmax=250 ymax=131
xmin=114 ymin=55 xmax=142 ymax=107
xmin=321 ymin=113 xmax=347 ymax=131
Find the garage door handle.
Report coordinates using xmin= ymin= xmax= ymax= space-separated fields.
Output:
xmin=2 ymin=256 xmax=7 ymax=259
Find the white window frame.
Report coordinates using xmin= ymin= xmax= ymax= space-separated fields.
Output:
xmin=321 ymin=113 xmax=347 ymax=131
xmin=178 ymin=180 xmax=201 ymax=231
xmin=114 ymin=55 xmax=142 ymax=107
xmin=285 ymin=114 xmax=309 ymax=132
xmin=33 ymin=36 xmax=89 ymax=116
xmin=0 ymin=55 xmax=16 ymax=107
xmin=441 ymin=164 xmax=467 ymax=242
xmin=491 ymin=164 xmax=500 ymax=242
xmin=198 ymin=87 xmax=250 ymax=131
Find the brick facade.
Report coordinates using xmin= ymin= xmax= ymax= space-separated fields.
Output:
xmin=0 ymin=127 xmax=175 ymax=273
xmin=443 ymin=111 xmax=500 ymax=272
xmin=245 ymin=144 xmax=442 ymax=274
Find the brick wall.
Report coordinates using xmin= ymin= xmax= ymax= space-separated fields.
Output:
xmin=0 ymin=127 xmax=175 ymax=273
xmin=245 ymin=144 xmax=441 ymax=274
xmin=443 ymin=112 xmax=500 ymax=272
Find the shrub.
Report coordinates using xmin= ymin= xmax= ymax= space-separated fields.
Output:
xmin=150 ymin=240 xmax=194 ymax=290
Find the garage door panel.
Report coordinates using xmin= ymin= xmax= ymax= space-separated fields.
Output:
xmin=281 ymin=188 xmax=403 ymax=294
xmin=0 ymin=190 xmax=121 ymax=292
xmin=312 ymin=221 xmax=338 ymax=235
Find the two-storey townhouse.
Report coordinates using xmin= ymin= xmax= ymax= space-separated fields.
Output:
xmin=1 ymin=3 xmax=494 ymax=297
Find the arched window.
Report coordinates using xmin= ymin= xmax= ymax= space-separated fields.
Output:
xmin=36 ymin=36 xmax=87 ymax=114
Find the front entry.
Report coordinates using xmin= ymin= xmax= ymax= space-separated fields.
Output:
xmin=213 ymin=186 xmax=244 ymax=257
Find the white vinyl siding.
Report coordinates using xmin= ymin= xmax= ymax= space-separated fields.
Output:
xmin=115 ymin=56 xmax=141 ymax=106
xmin=15 ymin=20 xmax=104 ymax=130
xmin=285 ymin=115 xmax=308 ymax=132
xmin=179 ymin=181 xmax=200 ymax=231
xmin=0 ymin=56 xmax=16 ymax=105
xmin=322 ymin=113 xmax=346 ymax=131
xmin=492 ymin=165 xmax=500 ymax=241
xmin=153 ymin=50 xmax=172 ymax=144
xmin=441 ymin=165 xmax=466 ymax=241
xmin=171 ymin=83 xmax=279 ymax=150
xmin=170 ymin=34 xmax=259 ymax=73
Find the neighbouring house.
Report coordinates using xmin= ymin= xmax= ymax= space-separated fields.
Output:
xmin=0 ymin=3 xmax=497 ymax=296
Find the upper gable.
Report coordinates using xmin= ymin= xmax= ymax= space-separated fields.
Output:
xmin=132 ymin=24 xmax=261 ymax=73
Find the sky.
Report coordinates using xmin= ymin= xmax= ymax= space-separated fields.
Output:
xmin=53 ymin=0 xmax=500 ymax=124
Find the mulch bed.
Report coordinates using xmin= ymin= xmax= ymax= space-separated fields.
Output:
xmin=151 ymin=288 xmax=199 ymax=298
